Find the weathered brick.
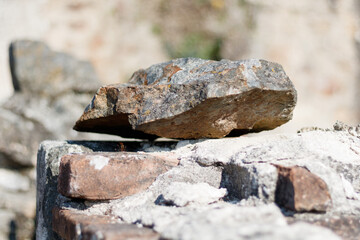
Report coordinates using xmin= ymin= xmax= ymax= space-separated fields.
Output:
xmin=52 ymin=207 xmax=159 ymax=240
xmin=274 ymin=165 xmax=331 ymax=212
xmin=287 ymin=216 xmax=360 ymax=240
xmin=58 ymin=152 xmax=178 ymax=200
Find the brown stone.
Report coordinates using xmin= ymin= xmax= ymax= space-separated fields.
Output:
xmin=274 ymin=165 xmax=331 ymax=212
xmin=52 ymin=207 xmax=159 ymax=240
xmin=73 ymin=58 xmax=297 ymax=139
xmin=287 ymin=215 xmax=360 ymax=240
xmin=58 ymin=152 xmax=179 ymax=200
xmin=308 ymin=216 xmax=360 ymax=240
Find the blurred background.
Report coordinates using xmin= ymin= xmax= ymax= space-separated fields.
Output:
xmin=0 ymin=0 xmax=360 ymax=239
xmin=2 ymin=0 xmax=360 ymax=130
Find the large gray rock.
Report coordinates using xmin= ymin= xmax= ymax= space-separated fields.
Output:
xmin=9 ymin=40 xmax=100 ymax=97
xmin=74 ymin=58 xmax=297 ymax=139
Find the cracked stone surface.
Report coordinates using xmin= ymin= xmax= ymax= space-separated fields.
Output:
xmin=74 ymin=58 xmax=297 ymax=139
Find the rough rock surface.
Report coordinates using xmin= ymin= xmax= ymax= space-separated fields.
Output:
xmin=9 ymin=40 xmax=100 ymax=97
xmin=58 ymin=152 xmax=179 ymax=200
xmin=74 ymin=58 xmax=297 ymax=139
xmin=159 ymin=182 xmax=227 ymax=207
xmin=37 ymin=123 xmax=360 ymax=239
xmin=36 ymin=140 xmax=178 ymax=240
xmin=275 ymin=165 xmax=332 ymax=212
xmin=0 ymin=108 xmax=53 ymax=167
xmin=52 ymin=207 xmax=159 ymax=240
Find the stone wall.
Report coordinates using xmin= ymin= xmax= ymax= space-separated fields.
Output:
xmin=36 ymin=124 xmax=360 ymax=239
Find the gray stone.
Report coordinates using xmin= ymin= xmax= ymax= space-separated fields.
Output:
xmin=1 ymin=40 xmax=110 ymax=240
xmin=0 ymin=210 xmax=16 ymax=240
xmin=109 ymin=201 xmax=340 ymax=240
xmin=159 ymin=182 xmax=227 ymax=207
xmin=0 ymin=108 xmax=53 ymax=167
xmin=0 ymin=168 xmax=30 ymax=192
xmin=36 ymin=140 xmax=178 ymax=240
xmin=36 ymin=141 xmax=94 ymax=240
xmin=156 ymin=204 xmax=340 ymax=240
xmin=9 ymin=40 xmax=100 ymax=97
xmin=74 ymin=58 xmax=297 ymax=139
xmin=176 ymin=128 xmax=360 ymax=215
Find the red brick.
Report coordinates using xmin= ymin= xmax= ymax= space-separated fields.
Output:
xmin=274 ymin=165 xmax=331 ymax=212
xmin=58 ymin=152 xmax=178 ymax=200
xmin=52 ymin=207 xmax=159 ymax=240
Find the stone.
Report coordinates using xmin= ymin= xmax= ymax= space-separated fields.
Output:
xmin=0 ymin=108 xmax=53 ymax=167
xmin=110 ymin=202 xmax=340 ymax=240
xmin=1 ymin=40 xmax=110 ymax=240
xmin=74 ymin=58 xmax=297 ymax=139
xmin=178 ymin=127 xmax=360 ymax=214
xmin=57 ymin=152 xmax=179 ymax=200
xmin=37 ymin=124 xmax=360 ymax=239
xmin=0 ymin=210 xmax=16 ymax=240
xmin=52 ymin=207 xmax=159 ymax=240
xmin=2 ymin=40 xmax=107 ymax=141
xmin=36 ymin=141 xmax=94 ymax=240
xmin=274 ymin=165 xmax=332 ymax=212
xmin=305 ymin=216 xmax=360 ymax=240
xmin=0 ymin=168 xmax=30 ymax=192
xmin=9 ymin=40 xmax=100 ymax=97
xmin=36 ymin=140 xmax=178 ymax=239
xmin=158 ymin=182 xmax=227 ymax=207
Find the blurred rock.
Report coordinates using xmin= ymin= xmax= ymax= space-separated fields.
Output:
xmin=0 ymin=39 xmax=107 ymax=239
xmin=0 ymin=210 xmax=16 ymax=240
xmin=74 ymin=58 xmax=297 ymax=139
xmin=0 ymin=169 xmax=30 ymax=192
xmin=9 ymin=40 xmax=100 ymax=97
xmin=298 ymin=215 xmax=360 ymax=240
xmin=0 ymin=108 xmax=53 ymax=167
